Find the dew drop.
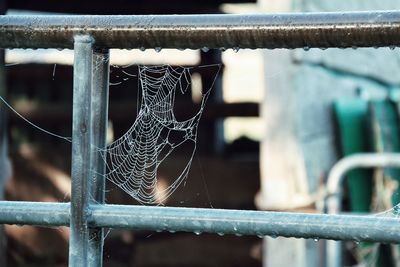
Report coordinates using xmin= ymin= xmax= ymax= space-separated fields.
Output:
xmin=232 ymin=47 xmax=240 ymax=53
xmin=139 ymin=47 xmax=146 ymax=51
xmin=389 ymin=45 xmax=396 ymax=50
xmin=154 ymin=47 xmax=162 ymax=53
xmin=257 ymin=234 xmax=264 ymax=239
xmin=168 ymin=230 xmax=176 ymax=234
xmin=178 ymin=48 xmax=186 ymax=51
xmin=351 ymin=46 xmax=358 ymax=50
xmin=303 ymin=46 xmax=310 ymax=51
xmin=313 ymin=238 xmax=319 ymax=242
xmin=235 ymin=233 xmax=243 ymax=237
xmin=217 ymin=232 xmax=224 ymax=236
xmin=220 ymin=47 xmax=227 ymax=52
xmin=201 ymin=47 xmax=209 ymax=53
xmin=270 ymin=235 xmax=277 ymax=239
xmin=194 ymin=231 xmax=202 ymax=236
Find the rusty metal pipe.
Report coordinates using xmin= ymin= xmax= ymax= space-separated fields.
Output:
xmin=1 ymin=11 xmax=400 ymax=49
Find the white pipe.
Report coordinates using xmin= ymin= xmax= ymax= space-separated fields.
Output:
xmin=325 ymin=153 xmax=400 ymax=267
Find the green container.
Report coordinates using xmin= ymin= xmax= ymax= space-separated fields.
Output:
xmin=334 ymin=99 xmax=372 ymax=212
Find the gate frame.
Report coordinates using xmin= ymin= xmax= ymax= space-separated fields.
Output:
xmin=0 ymin=11 xmax=400 ymax=267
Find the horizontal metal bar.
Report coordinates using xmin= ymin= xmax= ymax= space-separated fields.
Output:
xmin=1 ymin=201 xmax=399 ymax=243
xmin=1 ymin=11 xmax=400 ymax=49
xmin=0 ymin=201 xmax=70 ymax=226
xmin=90 ymin=205 xmax=400 ymax=243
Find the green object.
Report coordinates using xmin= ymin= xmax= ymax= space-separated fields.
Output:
xmin=370 ymin=100 xmax=400 ymax=179
xmin=369 ymin=100 xmax=400 ymax=206
xmin=334 ymin=99 xmax=373 ymax=212
xmin=334 ymin=99 xmax=374 ymax=265
xmin=369 ymin=100 xmax=400 ymax=267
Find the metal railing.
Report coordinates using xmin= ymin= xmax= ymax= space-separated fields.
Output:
xmin=1 ymin=11 xmax=400 ymax=267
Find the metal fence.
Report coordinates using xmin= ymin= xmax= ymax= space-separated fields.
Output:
xmin=1 ymin=11 xmax=400 ymax=267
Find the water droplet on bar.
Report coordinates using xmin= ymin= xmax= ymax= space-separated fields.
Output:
xmin=303 ymin=46 xmax=310 ymax=51
xmin=201 ymin=47 xmax=209 ymax=52
xmin=154 ymin=47 xmax=162 ymax=53
xmin=194 ymin=231 xmax=202 ymax=235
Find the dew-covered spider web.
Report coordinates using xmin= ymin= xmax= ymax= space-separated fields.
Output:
xmin=0 ymin=62 xmax=220 ymax=205
xmin=96 ymin=64 xmax=220 ymax=204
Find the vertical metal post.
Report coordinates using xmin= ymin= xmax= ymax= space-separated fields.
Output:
xmin=69 ymin=35 xmax=94 ymax=266
xmin=0 ymin=4 xmax=8 ymax=266
xmin=88 ymin=49 xmax=109 ymax=267
xmin=0 ymin=37 xmax=8 ymax=267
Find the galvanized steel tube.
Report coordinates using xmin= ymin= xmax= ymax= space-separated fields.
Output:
xmin=69 ymin=35 xmax=94 ymax=266
xmin=1 ymin=11 xmax=400 ymax=49
xmin=0 ymin=201 xmax=69 ymax=226
xmin=0 ymin=201 xmax=399 ymax=243
xmin=87 ymin=49 xmax=110 ymax=267
xmin=89 ymin=204 xmax=400 ymax=243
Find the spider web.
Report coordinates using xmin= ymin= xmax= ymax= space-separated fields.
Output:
xmin=97 ymin=64 xmax=220 ymax=204
xmin=0 ymin=61 xmax=220 ymax=205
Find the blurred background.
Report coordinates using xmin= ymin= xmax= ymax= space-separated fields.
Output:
xmin=1 ymin=0 xmax=400 ymax=267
